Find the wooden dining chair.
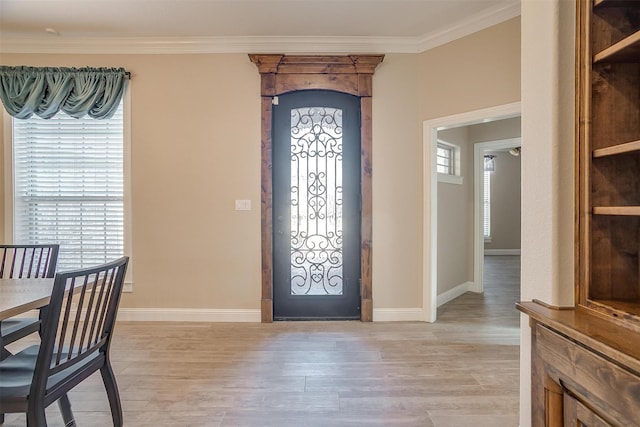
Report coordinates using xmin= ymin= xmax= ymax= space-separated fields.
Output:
xmin=0 ymin=244 xmax=60 ymax=347
xmin=0 ymin=256 xmax=129 ymax=427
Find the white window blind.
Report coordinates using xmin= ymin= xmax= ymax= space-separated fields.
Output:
xmin=12 ymin=103 xmax=124 ymax=271
xmin=483 ymin=170 xmax=491 ymax=238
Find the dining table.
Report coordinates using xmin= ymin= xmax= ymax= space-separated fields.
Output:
xmin=0 ymin=277 xmax=56 ymax=359
xmin=0 ymin=277 xmax=55 ymax=321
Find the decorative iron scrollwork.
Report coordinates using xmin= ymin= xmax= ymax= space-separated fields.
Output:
xmin=290 ymin=107 xmax=343 ymax=295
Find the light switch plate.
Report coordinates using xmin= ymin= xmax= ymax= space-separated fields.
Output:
xmin=235 ymin=199 xmax=251 ymax=211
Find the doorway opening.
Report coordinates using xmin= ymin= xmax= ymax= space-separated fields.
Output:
xmin=474 ymin=138 xmax=521 ymax=297
xmin=422 ymin=102 xmax=521 ymax=322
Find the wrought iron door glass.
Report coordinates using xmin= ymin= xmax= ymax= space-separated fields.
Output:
xmin=290 ymin=107 xmax=343 ymax=296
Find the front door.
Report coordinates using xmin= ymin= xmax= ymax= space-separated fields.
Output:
xmin=272 ymin=90 xmax=361 ymax=320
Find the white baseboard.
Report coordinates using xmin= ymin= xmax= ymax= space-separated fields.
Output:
xmin=484 ymin=249 xmax=521 ymax=256
xmin=468 ymin=281 xmax=482 ymax=293
xmin=117 ymin=308 xmax=261 ymax=322
xmin=437 ymin=281 xmax=473 ymax=307
xmin=372 ymin=308 xmax=424 ymax=322
xmin=116 ymin=308 xmax=428 ymax=323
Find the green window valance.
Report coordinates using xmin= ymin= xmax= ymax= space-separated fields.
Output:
xmin=0 ymin=66 xmax=129 ymax=120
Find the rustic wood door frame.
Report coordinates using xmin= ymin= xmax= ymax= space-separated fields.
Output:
xmin=250 ymin=54 xmax=384 ymax=322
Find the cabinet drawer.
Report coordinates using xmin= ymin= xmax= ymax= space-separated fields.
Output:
xmin=535 ymin=324 xmax=640 ymax=426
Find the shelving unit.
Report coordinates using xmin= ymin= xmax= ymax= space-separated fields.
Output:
xmin=518 ymin=1 xmax=640 ymax=425
xmin=584 ymin=0 xmax=640 ymax=325
xmin=593 ymin=30 xmax=640 ymax=62
xmin=592 ymin=139 xmax=640 ymax=157
xmin=594 ymin=0 xmax=640 ymax=8
xmin=593 ymin=206 xmax=640 ymax=215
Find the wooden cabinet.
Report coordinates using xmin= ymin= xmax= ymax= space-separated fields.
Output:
xmin=579 ymin=0 xmax=640 ymax=326
xmin=517 ymin=302 xmax=640 ymax=426
xmin=518 ymin=1 xmax=640 ymax=425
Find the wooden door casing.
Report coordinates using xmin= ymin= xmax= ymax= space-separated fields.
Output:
xmin=250 ymin=54 xmax=384 ymax=322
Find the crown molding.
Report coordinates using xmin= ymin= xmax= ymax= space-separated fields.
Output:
xmin=0 ymin=3 xmax=520 ymax=55
xmin=417 ymin=1 xmax=521 ymax=52
xmin=0 ymin=35 xmax=418 ymax=55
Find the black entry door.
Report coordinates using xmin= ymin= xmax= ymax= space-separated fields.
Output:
xmin=273 ymin=90 xmax=361 ymax=320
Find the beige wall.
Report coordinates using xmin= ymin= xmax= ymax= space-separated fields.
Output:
xmin=0 ymin=53 xmax=425 ymax=310
xmin=436 ymin=126 xmax=473 ymax=294
xmin=0 ymin=16 xmax=521 ymax=313
xmin=419 ymin=18 xmax=521 ymax=120
xmin=371 ymin=54 xmax=423 ymax=308
xmin=1 ymin=54 xmax=263 ymax=309
xmin=469 ymin=116 xmax=521 ymax=143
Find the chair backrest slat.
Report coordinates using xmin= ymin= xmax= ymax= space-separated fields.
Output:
xmin=89 ymin=273 xmax=109 ymax=349
xmin=0 ymin=248 xmax=6 ymax=277
xmin=35 ymin=248 xmax=44 ymax=277
xmin=32 ymin=257 xmax=128 ymax=389
xmin=55 ymin=276 xmax=76 ymax=366
xmin=95 ymin=271 xmax=115 ymax=344
xmin=78 ymin=274 xmax=100 ymax=352
xmin=18 ymin=247 xmax=28 ymax=277
xmin=9 ymin=249 xmax=18 ymax=278
xmin=0 ymin=244 xmax=59 ymax=279
xmin=69 ymin=275 xmax=95 ymax=360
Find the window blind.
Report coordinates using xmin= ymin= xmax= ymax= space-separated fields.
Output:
xmin=483 ymin=170 xmax=491 ymax=238
xmin=12 ymin=102 xmax=124 ymax=271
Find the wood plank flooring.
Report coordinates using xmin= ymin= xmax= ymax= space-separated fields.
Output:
xmin=2 ymin=256 xmax=520 ymax=426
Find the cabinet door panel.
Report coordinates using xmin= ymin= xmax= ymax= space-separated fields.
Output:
xmin=564 ymin=393 xmax=613 ymax=427
xmin=535 ymin=325 xmax=640 ymax=423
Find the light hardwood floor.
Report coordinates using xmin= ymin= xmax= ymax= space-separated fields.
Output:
xmin=3 ymin=256 xmax=520 ymax=426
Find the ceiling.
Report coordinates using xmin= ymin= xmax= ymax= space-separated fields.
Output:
xmin=0 ymin=0 xmax=520 ymax=54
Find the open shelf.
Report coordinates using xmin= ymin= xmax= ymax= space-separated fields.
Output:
xmin=589 ymin=299 xmax=640 ymax=317
xmin=593 ymin=139 xmax=640 ymax=157
xmin=593 ymin=206 xmax=640 ymax=215
xmin=594 ymin=30 xmax=640 ymax=63
xmin=594 ymin=0 xmax=640 ymax=8
xmin=591 ymin=152 xmax=640 ymax=207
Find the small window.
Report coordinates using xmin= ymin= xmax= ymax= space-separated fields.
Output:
xmin=437 ymin=143 xmax=455 ymax=175
xmin=436 ymin=141 xmax=462 ymax=184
